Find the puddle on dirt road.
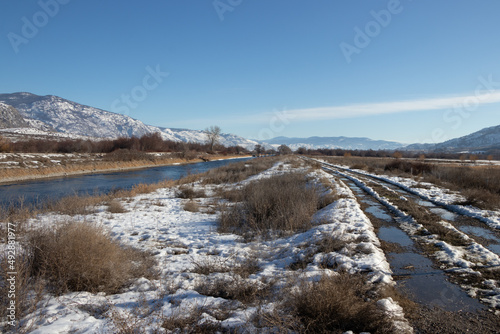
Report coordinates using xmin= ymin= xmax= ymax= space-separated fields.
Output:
xmin=429 ymin=208 xmax=458 ymax=221
xmin=388 ymin=252 xmax=483 ymax=312
xmin=335 ymin=175 xmax=486 ymax=312
xmin=379 ymin=227 xmax=413 ymax=247
xmin=459 ymin=225 xmax=500 ymax=256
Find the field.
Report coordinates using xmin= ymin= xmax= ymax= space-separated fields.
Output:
xmin=1 ymin=156 xmax=500 ymax=333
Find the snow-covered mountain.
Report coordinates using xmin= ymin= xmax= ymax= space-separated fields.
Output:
xmin=0 ymin=102 xmax=29 ymax=128
xmin=404 ymin=125 xmax=500 ymax=152
xmin=0 ymin=92 xmax=258 ymax=149
xmin=264 ymin=136 xmax=405 ymax=151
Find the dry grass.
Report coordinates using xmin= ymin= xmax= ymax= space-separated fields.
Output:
xmin=191 ymin=255 xmax=260 ymax=278
xmin=176 ymin=186 xmax=206 ymax=199
xmin=218 ymin=173 xmax=321 ymax=239
xmin=29 ymin=221 xmax=156 ymax=294
xmin=107 ymin=199 xmax=127 ymax=213
xmin=183 ymin=200 xmax=200 ymax=212
xmin=259 ymin=272 xmax=394 ymax=334
xmin=194 ymin=275 xmax=270 ymax=305
xmin=0 ymin=251 xmax=45 ymax=332
xmin=326 ymin=156 xmax=500 ymax=210
xmin=201 ymin=157 xmax=277 ymax=185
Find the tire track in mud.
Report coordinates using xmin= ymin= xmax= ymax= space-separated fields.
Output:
xmin=306 ymin=157 xmax=500 ymax=313
xmin=309 ymin=158 xmax=500 ymax=332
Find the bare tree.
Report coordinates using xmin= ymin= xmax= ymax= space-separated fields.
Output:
xmin=278 ymin=144 xmax=292 ymax=155
xmin=254 ymin=144 xmax=263 ymax=156
xmin=205 ymin=125 xmax=221 ymax=152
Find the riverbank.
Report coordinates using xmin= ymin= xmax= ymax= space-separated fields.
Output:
xmin=0 ymin=154 xmax=251 ymax=184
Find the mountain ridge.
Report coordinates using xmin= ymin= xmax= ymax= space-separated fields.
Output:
xmin=0 ymin=92 xmax=259 ymax=149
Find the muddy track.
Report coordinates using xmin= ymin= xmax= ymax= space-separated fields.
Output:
xmin=306 ymin=158 xmax=500 ymax=309
xmin=308 ymin=158 xmax=500 ymax=332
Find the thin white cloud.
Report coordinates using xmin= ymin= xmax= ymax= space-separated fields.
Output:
xmin=169 ymin=90 xmax=500 ymax=127
xmin=283 ymin=90 xmax=500 ymax=121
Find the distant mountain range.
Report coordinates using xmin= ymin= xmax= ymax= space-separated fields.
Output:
xmin=263 ymin=136 xmax=404 ymax=151
xmin=0 ymin=92 xmax=259 ymax=149
xmin=0 ymin=92 xmax=499 ymax=153
xmin=404 ymin=125 xmax=500 ymax=153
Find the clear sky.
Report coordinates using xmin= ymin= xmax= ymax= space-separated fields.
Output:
xmin=2 ymin=0 xmax=500 ymax=144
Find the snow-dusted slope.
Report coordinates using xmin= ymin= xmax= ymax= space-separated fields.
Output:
xmin=0 ymin=92 xmax=258 ymax=149
xmin=405 ymin=125 xmax=500 ymax=152
xmin=0 ymin=102 xmax=29 ymax=128
xmin=264 ymin=136 xmax=404 ymax=151
xmin=0 ymin=93 xmax=155 ymax=138
xmin=435 ymin=125 xmax=500 ymax=151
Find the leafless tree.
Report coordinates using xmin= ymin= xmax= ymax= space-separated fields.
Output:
xmin=205 ymin=125 xmax=221 ymax=152
xmin=278 ymin=144 xmax=292 ymax=155
xmin=254 ymin=144 xmax=263 ymax=156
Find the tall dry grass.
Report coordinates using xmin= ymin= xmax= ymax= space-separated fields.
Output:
xmin=259 ymin=272 xmax=394 ymax=333
xmin=218 ymin=172 xmax=333 ymax=239
xmin=29 ymin=221 xmax=157 ymax=294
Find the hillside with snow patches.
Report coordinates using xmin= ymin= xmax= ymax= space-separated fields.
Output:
xmin=0 ymin=93 xmax=259 ymax=149
xmin=0 ymin=102 xmax=28 ymax=128
xmin=404 ymin=125 xmax=500 ymax=152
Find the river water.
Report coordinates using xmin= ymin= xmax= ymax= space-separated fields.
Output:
xmin=0 ymin=157 xmax=251 ymax=208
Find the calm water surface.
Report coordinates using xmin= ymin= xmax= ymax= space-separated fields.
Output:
xmin=0 ymin=158 xmax=251 ymax=208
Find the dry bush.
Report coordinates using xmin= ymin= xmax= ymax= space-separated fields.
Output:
xmin=384 ymin=160 xmax=435 ymax=176
xmin=183 ymin=200 xmax=200 ymax=212
xmin=218 ymin=173 xmax=320 ymax=238
xmin=176 ymin=186 xmax=206 ymax=199
xmin=201 ymin=157 xmax=277 ymax=185
xmin=161 ymin=305 xmax=226 ymax=333
xmin=0 ymin=135 xmax=11 ymax=152
xmin=191 ymin=256 xmax=260 ymax=278
xmin=0 ymin=251 xmax=45 ymax=333
xmin=29 ymin=221 xmax=156 ymax=294
xmin=46 ymin=194 xmax=104 ymax=216
xmin=107 ymin=199 xmax=127 ymax=213
xmin=194 ymin=275 xmax=269 ymax=305
xmin=104 ymin=149 xmax=155 ymax=162
xmin=265 ymin=273 xmax=393 ymax=334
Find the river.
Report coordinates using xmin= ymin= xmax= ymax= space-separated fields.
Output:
xmin=0 ymin=157 xmax=251 ymax=209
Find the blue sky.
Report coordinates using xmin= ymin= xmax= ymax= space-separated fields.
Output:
xmin=2 ymin=0 xmax=500 ymax=144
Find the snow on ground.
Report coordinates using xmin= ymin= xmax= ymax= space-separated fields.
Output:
xmin=8 ymin=160 xmax=413 ymax=333
xmin=316 ymin=159 xmax=500 ymax=230
xmin=318 ymin=162 xmax=500 ymax=309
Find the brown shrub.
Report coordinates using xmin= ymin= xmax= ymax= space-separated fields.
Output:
xmin=107 ymin=200 xmax=127 ymax=213
xmin=176 ymin=186 xmax=206 ymax=199
xmin=183 ymin=200 xmax=200 ymax=212
xmin=194 ymin=275 xmax=269 ymax=305
xmin=29 ymin=221 xmax=156 ymax=294
xmin=218 ymin=173 xmax=319 ymax=238
xmin=201 ymin=157 xmax=277 ymax=185
xmin=268 ymin=273 xmax=394 ymax=333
